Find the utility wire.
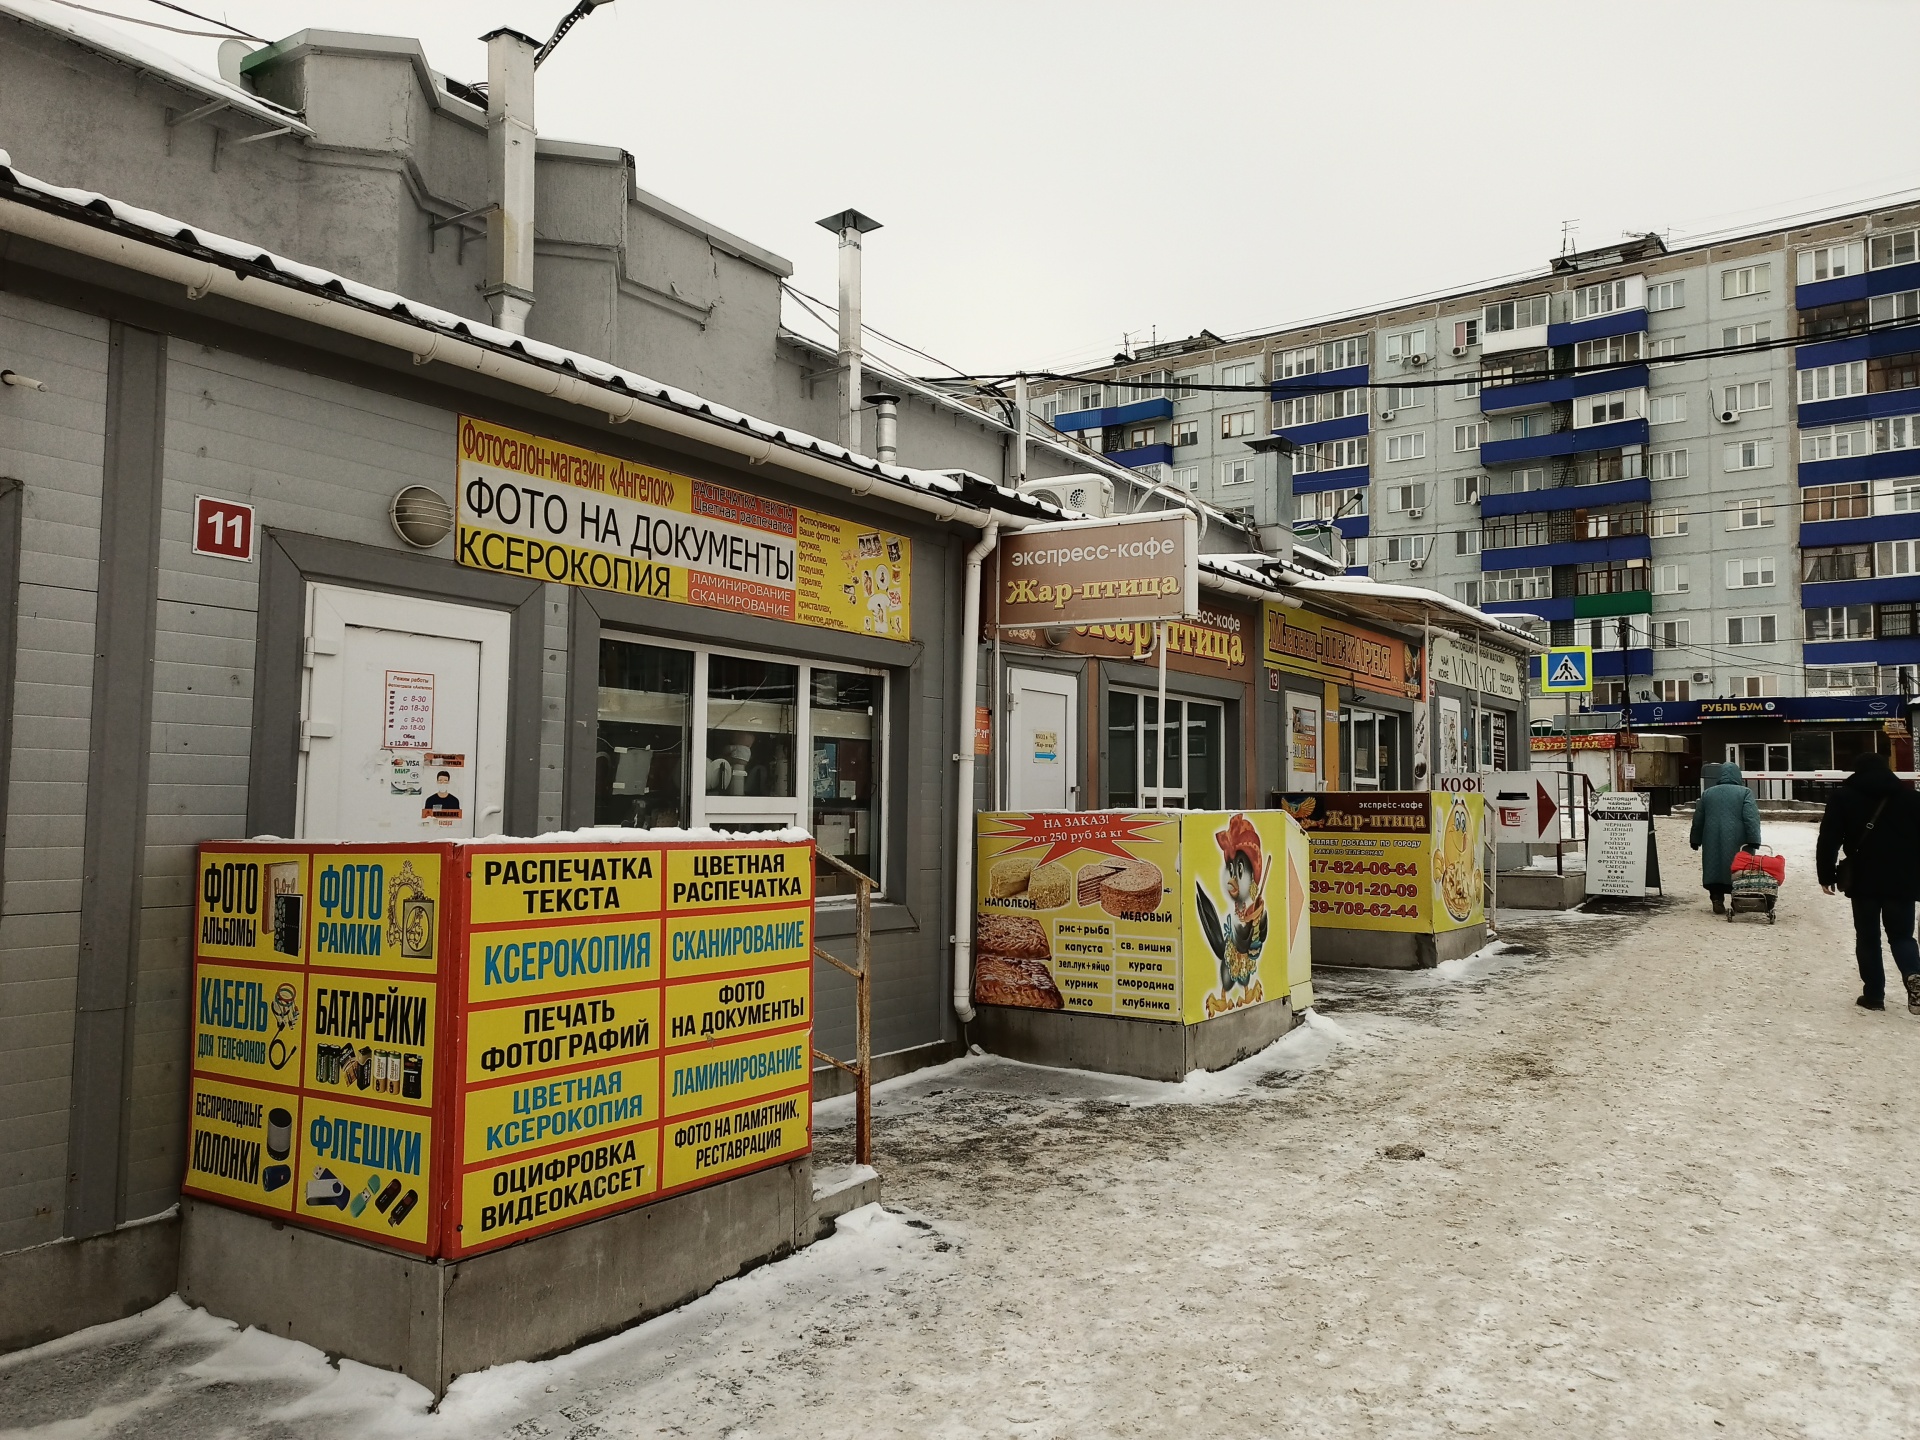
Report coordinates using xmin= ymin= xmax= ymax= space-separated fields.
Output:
xmin=35 ymin=0 xmax=251 ymax=38
xmin=782 ymin=283 xmax=970 ymax=380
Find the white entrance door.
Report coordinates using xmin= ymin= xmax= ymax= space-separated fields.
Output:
xmin=298 ymin=584 xmax=512 ymax=841
xmin=1006 ymin=668 xmax=1078 ymax=811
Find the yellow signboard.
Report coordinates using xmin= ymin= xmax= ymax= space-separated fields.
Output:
xmin=461 ymin=1057 xmax=659 ymax=1165
xmin=303 ymin=973 xmax=439 ymax=1108
xmin=1277 ymin=792 xmax=1485 ymax=935
xmin=466 ymin=848 xmax=659 ymax=926
xmin=1260 ymin=603 xmax=1421 ymax=699
xmin=466 ymin=916 xmax=661 ymax=1002
xmin=308 ymin=851 xmax=443 ymax=974
xmin=1179 ymin=812 xmax=1297 ymax=1024
xmin=664 ymin=965 xmax=810 ymax=1048
xmin=296 ymin=1094 xmax=433 ymax=1248
xmin=184 ymin=1075 xmax=298 ymax=1212
xmin=457 ymin=416 xmax=911 ymax=639
xmin=459 ymin=1129 xmax=659 ymax=1250
xmin=663 ymin=1090 xmax=809 ymax=1192
xmin=663 ymin=1030 xmax=811 ymax=1118
xmin=196 ymin=848 xmax=308 ymax=965
xmin=462 ymin=989 xmax=661 ymax=1084
xmin=664 ymin=906 xmax=812 ymax=980
xmin=663 ymin=845 xmax=813 ymax=912
xmin=193 ymin=962 xmax=305 ymax=1086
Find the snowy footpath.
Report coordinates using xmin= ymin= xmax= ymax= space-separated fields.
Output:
xmin=6 ymin=817 xmax=1919 ymax=1438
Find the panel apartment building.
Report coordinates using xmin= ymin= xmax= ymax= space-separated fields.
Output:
xmin=1028 ymin=199 xmax=1920 ymax=734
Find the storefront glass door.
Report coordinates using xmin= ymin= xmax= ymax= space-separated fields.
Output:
xmin=1108 ymin=689 xmax=1223 ymax=809
xmin=1342 ymin=708 xmax=1402 ymax=790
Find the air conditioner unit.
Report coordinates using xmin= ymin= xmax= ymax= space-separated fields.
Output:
xmin=1451 ymin=345 xmax=1468 ymax=357
xmin=1718 ymin=409 xmax=1738 ymax=424
xmin=1017 ymin=475 xmax=1113 ymax=518
xmin=1408 ymin=556 xmax=1426 ymax=570
xmin=1407 ymin=353 xmax=1429 ymax=367
xmin=1692 ymin=671 xmax=1711 ymax=684
xmin=1407 ymin=507 xmax=1424 ymax=519
xmin=1381 ymin=410 xmax=1396 ymax=421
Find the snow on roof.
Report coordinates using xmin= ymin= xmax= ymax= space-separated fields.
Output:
xmin=0 ymin=0 xmax=311 ymax=135
xmin=0 ymin=153 xmax=984 ymax=509
xmin=1288 ymin=575 xmax=1543 ymax=650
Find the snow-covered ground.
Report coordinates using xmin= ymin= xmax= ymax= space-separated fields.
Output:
xmin=6 ymin=817 xmax=1918 ymax=1438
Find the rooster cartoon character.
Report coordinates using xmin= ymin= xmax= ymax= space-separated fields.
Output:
xmin=1195 ymin=813 xmax=1270 ymax=1004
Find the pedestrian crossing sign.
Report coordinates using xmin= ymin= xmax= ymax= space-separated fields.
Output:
xmin=1541 ymin=646 xmax=1593 ymax=694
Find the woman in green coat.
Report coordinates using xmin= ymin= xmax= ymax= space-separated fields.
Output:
xmin=1689 ymin=762 xmax=1762 ymax=912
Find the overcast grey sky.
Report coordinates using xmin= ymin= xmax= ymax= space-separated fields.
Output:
xmin=104 ymin=0 xmax=1920 ymax=377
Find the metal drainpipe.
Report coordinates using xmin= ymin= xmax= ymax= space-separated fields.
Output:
xmin=951 ymin=520 xmax=999 ymax=1025
xmin=482 ymin=28 xmax=539 ymax=334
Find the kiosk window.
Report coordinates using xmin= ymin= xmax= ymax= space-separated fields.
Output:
xmin=1106 ymin=689 xmax=1224 ymax=809
xmin=809 ymin=669 xmax=879 ymax=896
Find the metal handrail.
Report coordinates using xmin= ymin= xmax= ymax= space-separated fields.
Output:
xmin=811 ymin=850 xmax=873 ymax=1166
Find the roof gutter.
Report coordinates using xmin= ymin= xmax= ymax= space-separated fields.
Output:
xmin=0 ymin=191 xmax=998 ymax=530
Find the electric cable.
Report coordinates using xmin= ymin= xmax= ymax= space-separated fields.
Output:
xmin=34 ymin=0 xmax=252 ymax=38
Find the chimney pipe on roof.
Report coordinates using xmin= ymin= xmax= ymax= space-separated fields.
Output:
xmin=483 ymin=28 xmax=539 ymax=335
xmin=865 ymin=391 xmax=901 ymax=464
xmin=817 ymin=209 xmax=882 ymax=453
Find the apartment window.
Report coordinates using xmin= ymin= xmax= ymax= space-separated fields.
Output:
xmin=1651 ymin=507 xmax=1688 ymax=537
xmin=1803 ymin=483 xmax=1870 ymax=521
xmin=1727 ymin=675 xmax=1779 ymax=698
xmin=1483 ymin=296 xmax=1549 ymax=333
xmin=1452 ymin=318 xmax=1480 ymax=350
xmin=1806 ymin=666 xmax=1878 ymax=695
xmin=1039 ymin=397 xmax=1059 ymax=425
xmin=1220 ymin=410 xmax=1256 ymax=439
xmin=1575 ymin=333 xmax=1642 ymax=369
xmin=1653 ymin=563 xmax=1690 ymax=594
xmin=1806 ymin=605 xmax=1873 ymax=641
xmin=1652 ymin=680 xmax=1692 ymax=701
xmin=1870 ymin=290 xmax=1920 ymax=325
xmin=1380 ymin=535 xmax=1429 ymax=564
xmin=1172 ymin=371 xmax=1199 ymax=399
xmin=1455 ymin=376 xmax=1482 ymax=400
xmin=1578 ymin=389 xmax=1641 ymax=427
xmin=1721 ymin=263 xmax=1770 ymax=299
xmin=1385 ymin=432 xmax=1426 ymax=462
xmin=1868 ymin=352 xmax=1920 ymax=394
xmin=1726 ymin=614 xmax=1778 ymax=645
xmin=1872 ymin=414 xmax=1920 ymax=452
xmin=1278 ymin=346 xmax=1317 ymax=379
xmin=1799 ymin=361 xmax=1868 ymax=404
xmin=1482 ymin=566 xmax=1552 ymax=601
xmin=1722 ymin=321 xmax=1771 ymax=348
xmin=1221 ymin=361 xmax=1260 ymax=390
xmin=1382 ymin=385 xmax=1418 ymax=412
xmin=1647 ymin=280 xmax=1685 ymax=311
xmin=1649 ymin=393 xmax=1687 ymax=424
xmin=1127 ymin=370 xmax=1171 ymax=401
xmin=1289 ymin=446 xmax=1319 ymax=476
xmin=1574 ymin=559 xmax=1649 ymax=595
xmin=1726 ymin=556 xmax=1776 ymax=589
xmin=1869 ymin=228 xmax=1920 ymax=270
xmin=1724 ymin=439 xmax=1773 ymax=471
xmin=1219 ymin=458 xmax=1255 ymax=486
xmin=1453 ymin=421 xmax=1488 ymax=452
xmin=1722 ymin=380 xmax=1772 ymax=414
xmin=1886 ymin=479 xmax=1920 ymax=513
xmin=1173 ymin=464 xmax=1200 ymax=492
xmin=1343 ymin=536 xmax=1369 ymax=568
xmin=1324 ymin=387 xmax=1368 ymax=420
xmin=1455 ymin=529 xmax=1481 ymax=555
xmin=1799 ymin=240 xmax=1865 ymax=283
xmin=1276 ymin=395 xmax=1317 ymax=428
xmin=1725 ymin=497 xmax=1773 ymax=529
xmin=1454 ymin=580 xmax=1481 ymax=605
xmin=1801 ymin=423 xmax=1869 ymax=463
xmin=1386 ymin=482 xmax=1429 ymax=512
xmin=1322 ymin=336 xmax=1368 ymax=370
xmin=1127 ymin=425 xmax=1159 ymax=449
xmin=1803 ymin=545 xmax=1871 ymax=583
xmin=1323 ymin=436 xmax=1368 ymax=470
xmin=1648 ymin=447 xmax=1689 ymax=479
xmin=1876 ymin=538 xmax=1920 ymax=576
xmin=1804 ymin=299 xmax=1871 ymax=337
xmin=1652 ymin=620 xmax=1692 ymax=650
xmin=1878 ymin=602 xmax=1920 ymax=638
xmin=1649 ymin=335 xmax=1682 ymax=358
xmin=1482 ymin=466 xmax=1547 ymax=495
xmin=1384 ymin=328 xmax=1428 ymax=363
xmin=1502 ymin=412 xmax=1546 ymax=440
xmin=1173 ymin=419 xmax=1199 ymax=446
xmin=1066 ymin=384 xmax=1102 ymax=413
xmin=1454 ymin=474 xmax=1479 ymax=504
xmin=1574 ymin=279 xmax=1631 ymax=319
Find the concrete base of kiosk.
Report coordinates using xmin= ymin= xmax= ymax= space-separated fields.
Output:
xmin=1310 ymin=921 xmax=1489 ymax=970
xmin=969 ymin=996 xmax=1299 ymax=1083
xmin=179 ymin=1155 xmax=857 ymax=1398
xmin=1497 ymin=869 xmax=1588 ymax=910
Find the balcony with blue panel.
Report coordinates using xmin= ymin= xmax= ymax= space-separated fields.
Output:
xmin=1485 ymin=595 xmax=1574 ymax=621
xmin=1797 ymin=261 xmax=1920 ymax=311
xmin=1804 ymin=637 xmax=1920 ymax=667
xmin=1481 ymin=365 xmax=1648 ymax=416
xmin=1480 ymin=418 xmax=1649 ymax=466
xmin=1796 ymin=323 xmax=1920 ymax=371
xmin=1294 ymin=465 xmax=1370 ymax=495
xmin=1799 ymin=511 xmax=1920 ymax=548
xmin=1051 ymin=396 xmax=1174 ymax=433
xmin=1270 ymin=363 xmax=1368 ymax=398
xmin=1103 ymin=442 xmax=1175 ymax=469
xmin=1333 ymin=513 xmax=1369 ymax=539
xmin=1481 ymin=533 xmax=1651 ymax=572
xmin=1592 ymin=648 xmax=1655 ymax=678
xmin=1480 ymin=476 xmax=1650 ymax=518
xmin=1273 ymin=413 xmax=1368 ymax=448
xmin=1547 ymin=309 xmax=1648 ymax=348
xmin=1797 ymin=390 xmax=1920 ymax=429
xmin=1800 ymin=574 xmax=1920 ymax=608
xmin=1798 ymin=449 xmax=1920 ymax=488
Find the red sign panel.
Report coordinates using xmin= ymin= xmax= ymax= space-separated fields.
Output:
xmin=193 ymin=495 xmax=255 ymax=562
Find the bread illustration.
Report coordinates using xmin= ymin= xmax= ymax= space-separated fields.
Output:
xmin=1028 ymin=862 xmax=1070 ymax=909
xmin=976 ymin=913 xmax=1049 ymax=958
xmin=974 ymin=953 xmax=1064 ymax=1010
xmin=988 ymin=853 xmax=1036 ymax=898
xmin=1099 ymin=860 xmax=1164 ymax=916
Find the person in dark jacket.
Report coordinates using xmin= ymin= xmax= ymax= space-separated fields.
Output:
xmin=1816 ymin=751 xmax=1920 ymax=1013
xmin=1690 ymin=762 xmax=1762 ymax=912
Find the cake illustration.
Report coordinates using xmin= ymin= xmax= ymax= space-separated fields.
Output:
xmin=1075 ymin=861 xmax=1125 ymax=906
xmin=988 ymin=853 xmax=1036 ymax=899
xmin=1098 ymin=859 xmax=1164 ymax=917
xmin=1028 ymin=862 xmax=1071 ymax=909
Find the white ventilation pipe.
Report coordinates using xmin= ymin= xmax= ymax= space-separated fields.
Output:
xmin=482 ymin=28 xmax=538 ymax=334
xmin=950 ymin=519 xmax=998 ymax=1025
xmin=865 ymin=391 xmax=900 ymax=464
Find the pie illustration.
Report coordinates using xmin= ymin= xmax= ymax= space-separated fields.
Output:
xmin=974 ymin=953 xmax=1064 ymax=1010
xmin=976 ymin=913 xmax=1049 ymax=958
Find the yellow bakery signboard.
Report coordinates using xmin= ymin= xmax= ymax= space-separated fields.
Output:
xmin=973 ymin=810 xmax=1308 ymax=1024
xmin=1274 ymin=791 xmax=1485 ymax=934
xmin=457 ymin=417 xmax=911 ymax=640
